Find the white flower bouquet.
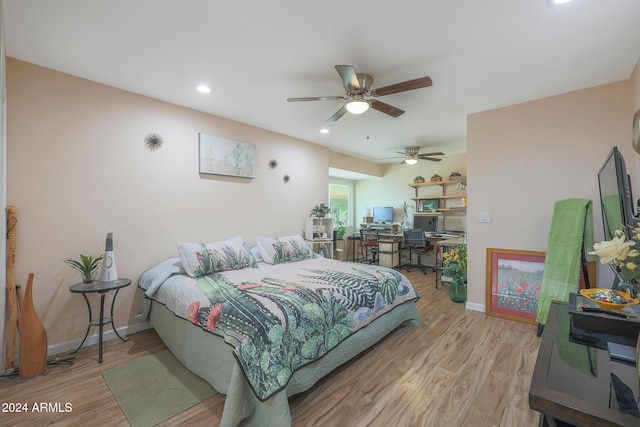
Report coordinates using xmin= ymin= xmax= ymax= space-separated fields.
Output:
xmin=590 ymin=228 xmax=640 ymax=292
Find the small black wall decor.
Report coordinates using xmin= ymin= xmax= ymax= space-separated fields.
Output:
xmin=144 ymin=133 xmax=163 ymax=151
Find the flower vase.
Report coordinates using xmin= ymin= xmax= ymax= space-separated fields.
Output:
xmin=19 ymin=273 xmax=48 ymax=379
xmin=449 ymin=277 xmax=467 ymax=303
xmin=613 ymin=279 xmax=640 ymax=299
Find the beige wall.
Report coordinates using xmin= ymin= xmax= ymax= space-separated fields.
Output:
xmin=329 ymin=151 xmax=383 ymax=177
xmin=4 ymin=52 xmax=640 ymax=365
xmin=466 ymin=76 xmax=637 ymax=311
xmin=5 ymin=58 xmax=329 ymax=357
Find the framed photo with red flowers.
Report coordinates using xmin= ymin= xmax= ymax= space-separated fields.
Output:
xmin=486 ymin=248 xmax=546 ymax=325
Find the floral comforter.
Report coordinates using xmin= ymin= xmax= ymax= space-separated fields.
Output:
xmin=139 ymin=257 xmax=418 ymax=401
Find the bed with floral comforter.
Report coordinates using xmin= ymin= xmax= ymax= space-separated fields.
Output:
xmin=138 ymin=238 xmax=419 ymax=427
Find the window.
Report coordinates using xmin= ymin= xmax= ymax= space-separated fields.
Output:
xmin=329 ymin=183 xmax=352 ymax=231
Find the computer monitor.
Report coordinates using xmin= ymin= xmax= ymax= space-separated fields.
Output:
xmin=372 ymin=206 xmax=394 ymax=224
xmin=413 ymin=214 xmax=442 ymax=233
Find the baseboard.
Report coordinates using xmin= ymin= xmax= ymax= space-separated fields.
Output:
xmin=46 ymin=322 xmax=152 ymax=357
xmin=465 ymin=302 xmax=485 ymax=313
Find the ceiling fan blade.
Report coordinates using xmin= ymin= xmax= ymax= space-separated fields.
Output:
xmin=417 ymin=152 xmax=445 ymax=158
xmin=370 ymin=100 xmax=405 ymax=117
xmin=377 ymin=155 xmax=405 ymax=160
xmin=418 ymin=156 xmax=442 ymax=162
xmin=335 ymin=65 xmax=360 ymax=91
xmin=327 ymin=105 xmax=348 ymax=122
xmin=373 ymin=76 xmax=433 ymax=97
xmin=287 ymin=96 xmax=346 ymax=102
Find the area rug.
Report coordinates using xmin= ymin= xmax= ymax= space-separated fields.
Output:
xmin=103 ymin=350 xmax=216 ymax=427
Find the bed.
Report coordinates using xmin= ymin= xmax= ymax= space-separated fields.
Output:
xmin=137 ymin=235 xmax=420 ymax=426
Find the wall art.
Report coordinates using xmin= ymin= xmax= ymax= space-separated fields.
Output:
xmin=198 ymin=133 xmax=256 ymax=178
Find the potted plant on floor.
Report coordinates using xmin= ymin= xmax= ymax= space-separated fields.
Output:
xmin=442 ymin=245 xmax=467 ymax=303
xmin=64 ymin=254 xmax=104 ymax=283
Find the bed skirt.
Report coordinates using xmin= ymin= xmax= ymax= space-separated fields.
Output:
xmin=147 ymin=298 xmax=419 ymax=427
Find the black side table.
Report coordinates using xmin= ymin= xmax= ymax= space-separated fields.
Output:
xmin=69 ymin=278 xmax=131 ymax=363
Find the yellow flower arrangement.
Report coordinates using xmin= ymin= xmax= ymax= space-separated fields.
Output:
xmin=442 ymin=245 xmax=467 ymax=284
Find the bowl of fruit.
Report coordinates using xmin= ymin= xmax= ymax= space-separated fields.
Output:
xmin=579 ymin=288 xmax=639 ymax=310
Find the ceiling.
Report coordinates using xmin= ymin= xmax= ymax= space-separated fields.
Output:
xmin=5 ymin=0 xmax=640 ymax=165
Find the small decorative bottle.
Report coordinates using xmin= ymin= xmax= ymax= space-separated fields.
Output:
xmin=99 ymin=232 xmax=118 ymax=281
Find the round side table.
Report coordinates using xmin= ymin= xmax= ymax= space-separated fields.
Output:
xmin=69 ymin=278 xmax=131 ymax=363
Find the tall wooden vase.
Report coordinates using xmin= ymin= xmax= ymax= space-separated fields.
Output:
xmin=19 ymin=273 xmax=48 ymax=379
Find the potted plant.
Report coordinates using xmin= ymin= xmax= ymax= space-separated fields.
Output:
xmin=442 ymin=245 xmax=467 ymax=303
xmin=64 ymin=254 xmax=104 ymax=283
xmin=449 ymin=171 xmax=465 ymax=181
xmin=332 ymin=208 xmax=347 ymax=239
xmin=402 ymin=201 xmax=412 ymax=230
xmin=413 ymin=175 xmax=425 ymax=184
xmin=363 ymin=207 xmax=373 ymax=224
xmin=310 ymin=203 xmax=331 ymax=217
xmin=430 ymin=173 xmax=442 ymax=182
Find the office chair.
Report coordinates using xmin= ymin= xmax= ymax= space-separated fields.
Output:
xmin=359 ymin=228 xmax=379 ymax=264
xmin=403 ymin=229 xmax=434 ymax=274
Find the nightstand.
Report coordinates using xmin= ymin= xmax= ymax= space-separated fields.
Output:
xmin=69 ymin=278 xmax=131 ymax=363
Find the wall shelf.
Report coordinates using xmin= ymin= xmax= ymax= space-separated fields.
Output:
xmin=409 ymin=179 xmax=467 ymax=215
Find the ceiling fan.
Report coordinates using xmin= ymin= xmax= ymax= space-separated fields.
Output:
xmin=287 ymin=65 xmax=432 ymax=122
xmin=380 ymin=146 xmax=444 ymax=164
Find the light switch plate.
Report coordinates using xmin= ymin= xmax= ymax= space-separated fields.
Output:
xmin=479 ymin=212 xmax=492 ymax=223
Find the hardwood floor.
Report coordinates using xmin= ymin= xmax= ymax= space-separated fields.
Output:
xmin=0 ymin=270 xmax=541 ymax=427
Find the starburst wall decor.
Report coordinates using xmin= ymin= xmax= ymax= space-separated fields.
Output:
xmin=144 ymin=133 xmax=163 ymax=151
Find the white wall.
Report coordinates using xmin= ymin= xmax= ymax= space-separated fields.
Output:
xmin=4 ymin=58 xmax=330 ymax=361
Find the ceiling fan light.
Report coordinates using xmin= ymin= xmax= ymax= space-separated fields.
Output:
xmin=345 ymin=99 xmax=370 ymax=115
xmin=405 ymin=158 xmax=418 ymax=165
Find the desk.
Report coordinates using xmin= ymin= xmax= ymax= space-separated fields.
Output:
xmin=69 ymin=278 xmax=131 ymax=363
xmin=529 ymin=301 xmax=640 ymax=426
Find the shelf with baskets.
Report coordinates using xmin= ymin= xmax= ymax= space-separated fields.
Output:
xmin=409 ymin=179 xmax=467 ymax=214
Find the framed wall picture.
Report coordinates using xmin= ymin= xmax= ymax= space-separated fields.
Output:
xmin=198 ymin=133 xmax=256 ymax=178
xmin=486 ymin=248 xmax=546 ymax=325
xmin=420 ymin=199 xmax=439 ymax=212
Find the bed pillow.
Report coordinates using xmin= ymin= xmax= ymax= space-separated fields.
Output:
xmin=255 ymin=234 xmax=316 ymax=264
xmin=250 ymin=246 xmax=264 ymax=263
xmin=177 ymin=235 xmax=257 ymax=277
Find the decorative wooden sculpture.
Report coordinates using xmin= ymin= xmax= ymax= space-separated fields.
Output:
xmin=5 ymin=205 xmax=18 ymax=373
xmin=18 ymin=273 xmax=48 ymax=379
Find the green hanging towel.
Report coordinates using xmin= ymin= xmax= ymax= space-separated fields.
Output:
xmin=536 ymin=198 xmax=595 ymax=326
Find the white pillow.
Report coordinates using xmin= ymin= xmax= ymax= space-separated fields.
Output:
xmin=255 ymin=234 xmax=316 ymax=264
xmin=250 ymin=246 xmax=263 ymax=263
xmin=177 ymin=235 xmax=257 ymax=277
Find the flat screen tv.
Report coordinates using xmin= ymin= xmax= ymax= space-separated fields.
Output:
xmin=598 ymin=146 xmax=639 ymax=240
xmin=372 ymin=206 xmax=394 ymax=224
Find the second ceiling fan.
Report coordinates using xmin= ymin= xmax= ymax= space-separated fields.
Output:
xmin=287 ymin=65 xmax=432 ymax=122
xmin=380 ymin=146 xmax=444 ymax=164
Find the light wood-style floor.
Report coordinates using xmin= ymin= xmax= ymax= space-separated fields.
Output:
xmin=0 ymin=270 xmax=541 ymax=427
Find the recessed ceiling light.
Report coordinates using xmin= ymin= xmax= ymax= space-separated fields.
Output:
xmin=320 ymin=128 xmax=329 ymax=134
xmin=196 ymin=85 xmax=211 ymax=94
xmin=549 ymin=0 xmax=574 ymax=5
